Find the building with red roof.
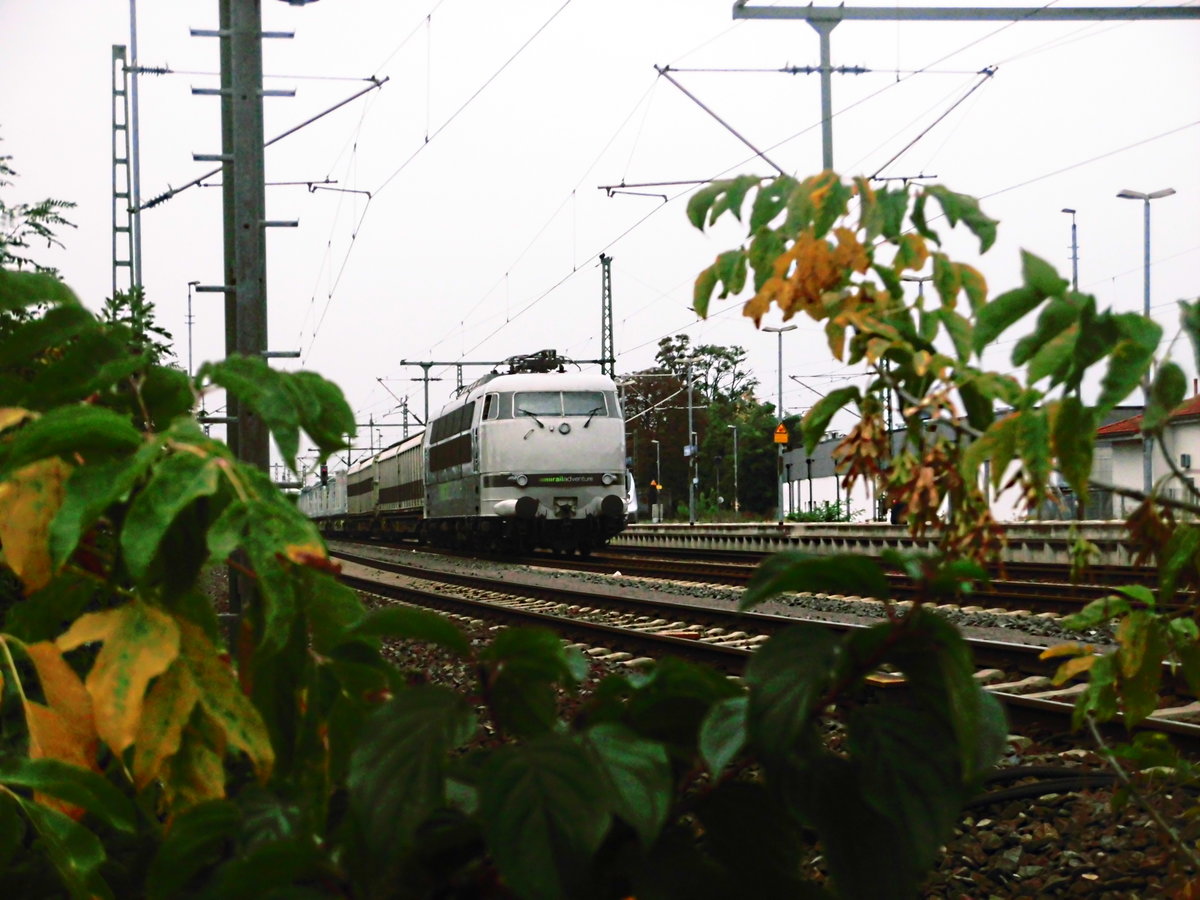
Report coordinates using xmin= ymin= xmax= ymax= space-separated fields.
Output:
xmin=1094 ymin=394 xmax=1200 ymax=517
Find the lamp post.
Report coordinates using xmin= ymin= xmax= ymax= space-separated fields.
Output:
xmin=727 ymin=424 xmax=739 ymax=514
xmin=186 ymin=280 xmax=200 ymax=378
xmin=1061 ymin=208 xmax=1079 ymax=291
xmin=682 ymin=357 xmax=699 ymax=525
xmin=1117 ymin=186 xmax=1175 ymax=495
xmin=650 ymin=438 xmax=661 ymax=522
xmin=763 ymin=324 xmax=797 ymax=522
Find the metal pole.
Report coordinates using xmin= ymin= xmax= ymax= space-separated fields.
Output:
xmin=128 ymin=0 xmax=143 ymax=290
xmin=1062 ymin=208 xmax=1079 ymax=291
xmin=1118 ymin=186 xmax=1174 ymax=496
xmin=729 ymin=425 xmax=739 ymax=514
xmin=777 ymin=331 xmax=784 ymax=520
xmin=186 ymin=280 xmax=199 ymax=377
xmin=814 ymin=20 xmax=837 ymax=170
xmin=1142 ymin=197 xmax=1152 ymax=495
xmin=687 ymin=361 xmax=696 ymax=525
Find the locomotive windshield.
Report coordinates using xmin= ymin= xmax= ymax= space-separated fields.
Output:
xmin=514 ymin=391 xmax=609 ymax=417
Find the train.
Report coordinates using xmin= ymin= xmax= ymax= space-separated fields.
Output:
xmin=299 ymin=350 xmax=630 ymax=555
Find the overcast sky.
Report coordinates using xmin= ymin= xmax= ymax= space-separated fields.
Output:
xmin=3 ymin=0 xmax=1198 ymax=467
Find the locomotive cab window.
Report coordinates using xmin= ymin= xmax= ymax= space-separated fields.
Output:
xmin=514 ymin=391 xmax=610 ymax=418
xmin=482 ymin=393 xmax=499 ymax=420
xmin=563 ymin=391 xmax=607 ymax=417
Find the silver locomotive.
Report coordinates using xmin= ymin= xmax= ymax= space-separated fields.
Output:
xmin=304 ymin=351 xmax=629 ymax=555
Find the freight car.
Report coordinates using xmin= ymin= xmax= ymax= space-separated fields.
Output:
xmin=300 ymin=350 xmax=629 ymax=555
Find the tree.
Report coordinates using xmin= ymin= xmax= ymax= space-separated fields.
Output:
xmin=0 ymin=143 xmax=75 ymax=274
xmin=691 ymin=170 xmax=1200 ymax=879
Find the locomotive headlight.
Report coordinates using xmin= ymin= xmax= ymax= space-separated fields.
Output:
xmin=601 ymin=472 xmax=617 ymax=486
xmin=514 ymin=474 xmax=529 ymax=487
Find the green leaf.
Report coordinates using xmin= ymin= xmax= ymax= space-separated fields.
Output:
xmin=714 ymin=248 xmax=748 ymax=300
xmin=50 ymin=440 xmax=161 ymax=567
xmin=745 ymin=624 xmax=842 ymax=762
xmin=583 ymin=722 xmax=672 ymax=850
xmin=1097 ymin=318 xmax=1160 ymax=412
xmin=1050 ymin=397 xmax=1096 ymax=497
xmin=798 ymin=754 xmax=929 ymax=899
xmin=743 ymin=552 xmax=890 ymax=610
xmin=812 ymin=176 xmax=854 ymax=238
xmin=801 ymin=385 xmax=860 ymax=455
xmin=146 ymin=800 xmax=241 ymax=900
xmin=0 ymin=758 xmax=135 ymax=833
xmin=910 ymin=192 xmax=940 ymax=245
xmin=1016 ymin=407 xmax=1052 ymax=499
xmin=479 ymin=734 xmax=612 ymax=900
xmin=884 ymin=610 xmax=1003 ymax=781
xmin=1181 ymin=298 xmax=1200 ymax=377
xmin=699 ymin=694 xmax=748 ymax=777
xmin=693 ymin=264 xmax=718 ymax=319
xmin=347 ymin=685 xmax=477 ymax=857
xmin=201 ymin=356 xmax=303 ymax=467
xmin=0 ymin=268 xmax=81 ymax=312
xmin=1026 ymin=322 xmax=1079 ymax=385
xmin=0 ymin=792 xmax=25 ymax=873
xmin=848 ymin=704 xmax=964 ymax=867
xmin=623 ymin=658 xmax=741 ymax=756
xmin=350 ymin=606 xmax=472 ymax=657
xmin=1021 ymin=250 xmax=1068 ymax=297
xmin=1013 ymin=297 xmax=1077 ymax=368
xmin=876 ymin=184 xmax=909 ymax=241
xmin=709 ymin=174 xmax=761 ymax=223
xmin=749 ymin=175 xmax=798 ymax=231
xmin=1169 ymin=618 xmax=1200 ymax=697
xmin=926 ymin=185 xmax=998 ymax=252
xmin=287 ymin=371 xmax=355 ymax=459
xmin=687 ymin=182 xmax=726 ymax=230
xmin=1061 ymin=592 xmax=1135 ymax=630
xmin=1117 ymin=610 xmax=1167 ymax=724
xmin=937 ymin=307 xmax=972 ymax=362
xmin=1159 ymin=525 xmax=1200 ymax=607
xmin=747 ymin=227 xmax=786 ymax=292
xmin=482 ymin=627 xmax=583 ymax=737
xmin=692 ymin=782 xmax=813 ymax=895
xmin=0 ymin=304 xmax=93 ymax=369
xmin=1145 ymin=361 xmax=1187 ymax=431
xmin=0 ymin=405 xmax=143 ymax=477
xmin=973 ymin=285 xmax=1042 ymax=354
xmin=15 ymin=794 xmax=110 ymax=900
xmin=120 ymin=451 xmax=223 ymax=582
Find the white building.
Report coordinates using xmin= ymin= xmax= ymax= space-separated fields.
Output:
xmin=1094 ymin=394 xmax=1200 ymax=518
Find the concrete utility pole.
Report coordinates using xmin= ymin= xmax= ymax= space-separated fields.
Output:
xmin=731 ymin=3 xmax=1200 ymax=170
xmin=763 ymin=324 xmax=796 ymax=522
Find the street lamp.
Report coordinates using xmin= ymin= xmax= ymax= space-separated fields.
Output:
xmin=686 ymin=357 xmax=700 ymax=528
xmin=726 ymin=424 xmax=739 ymax=514
xmin=1117 ymin=186 xmax=1175 ymax=495
xmin=186 ymin=280 xmax=200 ymax=377
xmin=1061 ymin=208 xmax=1079 ymax=291
xmin=762 ymin=324 xmax=797 ymax=523
xmin=650 ymin=438 xmax=661 ymax=522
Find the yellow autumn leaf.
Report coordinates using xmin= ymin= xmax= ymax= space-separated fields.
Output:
xmin=164 ymin=710 xmax=228 ymax=812
xmin=0 ymin=457 xmax=72 ymax=594
xmin=1051 ymin=655 xmax=1097 ymax=686
xmin=131 ymin=660 xmax=202 ymax=789
xmin=24 ymin=641 xmax=98 ymax=766
xmin=57 ymin=602 xmax=181 ymax=754
xmin=0 ymin=407 xmax=34 ymax=433
xmin=178 ymin=621 xmax=274 ymax=781
xmin=1039 ymin=641 xmax=1092 ymax=660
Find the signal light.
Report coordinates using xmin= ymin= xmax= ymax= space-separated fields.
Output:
xmin=320 ymin=464 xmax=328 ymax=486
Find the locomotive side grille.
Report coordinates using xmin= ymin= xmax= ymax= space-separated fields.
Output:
xmin=429 ymin=433 xmax=472 ymax=472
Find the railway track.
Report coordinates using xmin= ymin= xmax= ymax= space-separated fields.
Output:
xmin=332 ymin=547 xmax=1200 ymax=752
xmin=336 ymin=538 xmax=1167 ymax=616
